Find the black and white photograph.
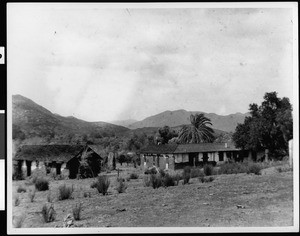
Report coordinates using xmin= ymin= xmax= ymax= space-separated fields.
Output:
xmin=6 ymin=2 xmax=299 ymax=234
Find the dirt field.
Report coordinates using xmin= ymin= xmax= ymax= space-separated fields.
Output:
xmin=12 ymin=164 xmax=294 ymax=228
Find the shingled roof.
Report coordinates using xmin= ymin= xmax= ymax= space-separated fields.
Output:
xmin=139 ymin=142 xmax=239 ymax=154
xmin=139 ymin=144 xmax=178 ymax=154
xmin=14 ymin=145 xmax=85 ymax=162
xmin=173 ymin=143 xmax=239 ymax=153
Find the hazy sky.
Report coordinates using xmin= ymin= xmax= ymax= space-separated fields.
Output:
xmin=8 ymin=4 xmax=295 ymax=122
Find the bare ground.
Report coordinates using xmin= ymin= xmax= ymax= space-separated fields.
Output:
xmin=12 ymin=165 xmax=293 ymax=228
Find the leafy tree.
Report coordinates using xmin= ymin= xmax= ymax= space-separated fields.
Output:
xmin=233 ymin=92 xmax=293 ymax=159
xmin=157 ymin=126 xmax=177 ymax=144
xmin=178 ymin=113 xmax=215 ymax=143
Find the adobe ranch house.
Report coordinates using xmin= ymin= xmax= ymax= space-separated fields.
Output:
xmin=139 ymin=143 xmax=250 ymax=171
xmin=13 ymin=144 xmax=111 ymax=179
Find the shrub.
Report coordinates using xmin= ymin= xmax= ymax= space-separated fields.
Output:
xmin=182 ymin=166 xmax=191 ymax=185
xmin=17 ymin=185 xmax=27 ymax=193
xmin=58 ymin=184 xmax=74 ymax=200
xmin=247 ymin=163 xmax=262 ymax=175
xmin=28 ymin=189 xmax=36 ymax=202
xmin=174 ymin=173 xmax=182 ymax=186
xmin=191 ymin=167 xmax=202 ymax=178
xmin=72 ymin=203 xmax=82 ymax=221
xmin=115 ymin=177 xmax=127 ymax=193
xmin=143 ymin=175 xmax=151 ymax=187
xmin=199 ymin=176 xmax=215 ymax=183
xmin=12 ymin=165 xmax=24 ymax=181
xmin=13 ymin=214 xmax=25 ymax=228
xmin=41 ymin=204 xmax=56 ymax=223
xmin=203 ymin=164 xmax=214 ymax=176
xmin=150 ymin=174 xmax=163 ymax=189
xmin=35 ymin=178 xmax=49 ymax=191
xmin=94 ymin=175 xmax=110 ymax=195
xmin=162 ymin=173 xmax=176 ymax=187
xmin=218 ymin=162 xmax=248 ymax=175
xmin=14 ymin=195 xmax=20 ymax=206
xmin=129 ymin=173 xmax=139 ymax=179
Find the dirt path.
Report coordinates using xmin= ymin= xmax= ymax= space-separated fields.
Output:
xmin=12 ymin=168 xmax=293 ymax=228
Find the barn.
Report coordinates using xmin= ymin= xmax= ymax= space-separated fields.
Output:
xmin=13 ymin=144 xmax=105 ymax=179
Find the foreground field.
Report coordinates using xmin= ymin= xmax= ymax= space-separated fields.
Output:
xmin=12 ymin=164 xmax=293 ymax=228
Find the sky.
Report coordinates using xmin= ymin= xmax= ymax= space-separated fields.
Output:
xmin=7 ymin=3 xmax=296 ymax=122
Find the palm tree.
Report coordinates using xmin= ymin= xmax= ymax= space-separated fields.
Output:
xmin=178 ymin=113 xmax=215 ymax=143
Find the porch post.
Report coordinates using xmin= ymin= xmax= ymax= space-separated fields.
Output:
xmin=25 ymin=160 xmax=32 ymax=177
xmin=56 ymin=162 xmax=62 ymax=175
xmin=265 ymin=149 xmax=269 ymax=162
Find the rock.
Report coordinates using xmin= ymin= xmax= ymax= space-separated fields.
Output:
xmin=63 ymin=214 xmax=74 ymax=228
xmin=116 ymin=208 xmax=126 ymax=212
xmin=236 ymin=205 xmax=246 ymax=209
xmin=203 ymin=203 xmax=210 ymax=205
xmin=162 ymin=204 xmax=167 ymax=207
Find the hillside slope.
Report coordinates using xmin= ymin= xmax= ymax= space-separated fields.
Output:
xmin=128 ymin=109 xmax=248 ymax=132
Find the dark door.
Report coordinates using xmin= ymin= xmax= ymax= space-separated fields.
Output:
xmin=188 ymin=153 xmax=198 ymax=166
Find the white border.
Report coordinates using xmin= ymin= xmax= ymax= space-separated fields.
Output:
xmin=6 ymin=2 xmax=299 ymax=234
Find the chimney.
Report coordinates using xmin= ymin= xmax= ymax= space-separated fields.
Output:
xmin=225 ymin=143 xmax=228 ymax=148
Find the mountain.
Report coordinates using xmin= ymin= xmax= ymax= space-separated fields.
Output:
xmin=109 ymin=119 xmax=138 ymax=128
xmin=128 ymin=109 xmax=249 ymax=133
xmin=12 ymin=95 xmax=130 ymax=144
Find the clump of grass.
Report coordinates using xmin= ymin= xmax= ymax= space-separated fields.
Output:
xmin=72 ymin=203 xmax=82 ymax=221
xmin=28 ymin=189 xmax=36 ymax=202
xmin=115 ymin=177 xmax=127 ymax=193
xmin=14 ymin=195 xmax=20 ymax=206
xmin=93 ymin=175 xmax=110 ymax=195
xmin=13 ymin=214 xmax=26 ymax=228
xmin=203 ymin=164 xmax=214 ymax=176
xmin=129 ymin=172 xmax=139 ymax=179
xmin=41 ymin=204 xmax=56 ymax=223
xmin=35 ymin=177 xmax=49 ymax=191
xmin=247 ymin=163 xmax=262 ymax=175
xmin=83 ymin=191 xmax=91 ymax=198
xmin=183 ymin=166 xmax=191 ymax=185
xmin=17 ymin=185 xmax=27 ymax=193
xmin=58 ymin=184 xmax=74 ymax=200
xmin=47 ymin=191 xmax=54 ymax=203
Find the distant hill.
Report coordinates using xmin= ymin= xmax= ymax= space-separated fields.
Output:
xmin=12 ymin=95 xmax=130 ymax=144
xmin=109 ymin=119 xmax=138 ymax=128
xmin=128 ymin=109 xmax=249 ymax=132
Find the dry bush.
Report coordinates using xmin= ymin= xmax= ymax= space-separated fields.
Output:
xmin=115 ymin=177 xmax=127 ymax=193
xmin=183 ymin=166 xmax=191 ymax=185
xmin=203 ymin=164 xmax=214 ymax=176
xmin=14 ymin=195 xmax=20 ymax=206
xmin=93 ymin=175 xmax=110 ymax=195
xmin=58 ymin=184 xmax=74 ymax=200
xmin=247 ymin=163 xmax=262 ymax=175
xmin=28 ymin=189 xmax=36 ymax=202
xmin=72 ymin=203 xmax=82 ymax=220
xmin=143 ymin=175 xmax=151 ymax=187
xmin=129 ymin=172 xmax=139 ymax=179
xmin=35 ymin=178 xmax=49 ymax=191
xmin=41 ymin=204 xmax=56 ymax=223
xmin=17 ymin=185 xmax=27 ymax=193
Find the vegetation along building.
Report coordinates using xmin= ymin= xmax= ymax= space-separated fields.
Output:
xmin=139 ymin=142 xmax=249 ymax=170
xmin=13 ymin=144 xmax=107 ymax=179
